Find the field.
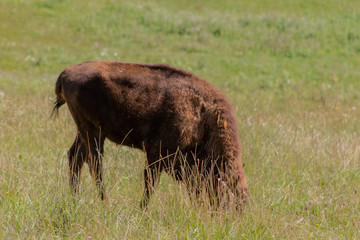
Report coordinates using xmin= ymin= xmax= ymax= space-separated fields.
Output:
xmin=1 ymin=0 xmax=360 ymax=239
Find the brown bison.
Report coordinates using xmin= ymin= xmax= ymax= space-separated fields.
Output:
xmin=53 ymin=61 xmax=248 ymax=209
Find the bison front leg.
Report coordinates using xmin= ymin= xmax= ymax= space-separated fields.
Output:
xmin=68 ymin=134 xmax=86 ymax=196
xmin=140 ymin=152 xmax=163 ymax=209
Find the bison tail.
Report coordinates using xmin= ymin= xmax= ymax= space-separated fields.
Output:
xmin=51 ymin=73 xmax=66 ymax=118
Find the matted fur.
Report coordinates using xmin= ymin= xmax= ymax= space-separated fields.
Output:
xmin=53 ymin=61 xmax=248 ymax=209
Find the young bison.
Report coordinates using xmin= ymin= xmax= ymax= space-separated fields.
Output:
xmin=53 ymin=61 xmax=248 ymax=209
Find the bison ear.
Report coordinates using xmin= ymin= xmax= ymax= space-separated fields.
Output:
xmin=243 ymin=163 xmax=246 ymax=168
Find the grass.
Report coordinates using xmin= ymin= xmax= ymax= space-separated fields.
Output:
xmin=1 ymin=0 xmax=360 ymax=238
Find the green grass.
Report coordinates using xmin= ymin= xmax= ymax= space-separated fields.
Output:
xmin=1 ymin=0 xmax=360 ymax=238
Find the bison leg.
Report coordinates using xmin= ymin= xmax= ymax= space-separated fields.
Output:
xmin=140 ymin=151 xmax=163 ymax=209
xmin=68 ymin=133 xmax=86 ymax=196
xmin=85 ymin=132 xmax=106 ymax=201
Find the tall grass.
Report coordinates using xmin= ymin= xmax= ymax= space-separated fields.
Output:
xmin=1 ymin=0 xmax=360 ymax=238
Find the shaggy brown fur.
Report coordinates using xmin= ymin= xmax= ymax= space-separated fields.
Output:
xmin=53 ymin=61 xmax=248 ymax=209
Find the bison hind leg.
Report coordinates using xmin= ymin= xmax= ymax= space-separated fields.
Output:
xmin=68 ymin=133 xmax=86 ymax=197
xmin=83 ymin=130 xmax=107 ymax=201
xmin=69 ymin=124 xmax=108 ymax=203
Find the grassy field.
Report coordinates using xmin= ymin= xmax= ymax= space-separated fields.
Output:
xmin=1 ymin=0 xmax=360 ymax=239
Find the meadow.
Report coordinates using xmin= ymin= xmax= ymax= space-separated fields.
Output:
xmin=1 ymin=0 xmax=360 ymax=239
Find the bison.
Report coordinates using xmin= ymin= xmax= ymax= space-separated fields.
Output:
xmin=53 ymin=61 xmax=248 ymax=209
